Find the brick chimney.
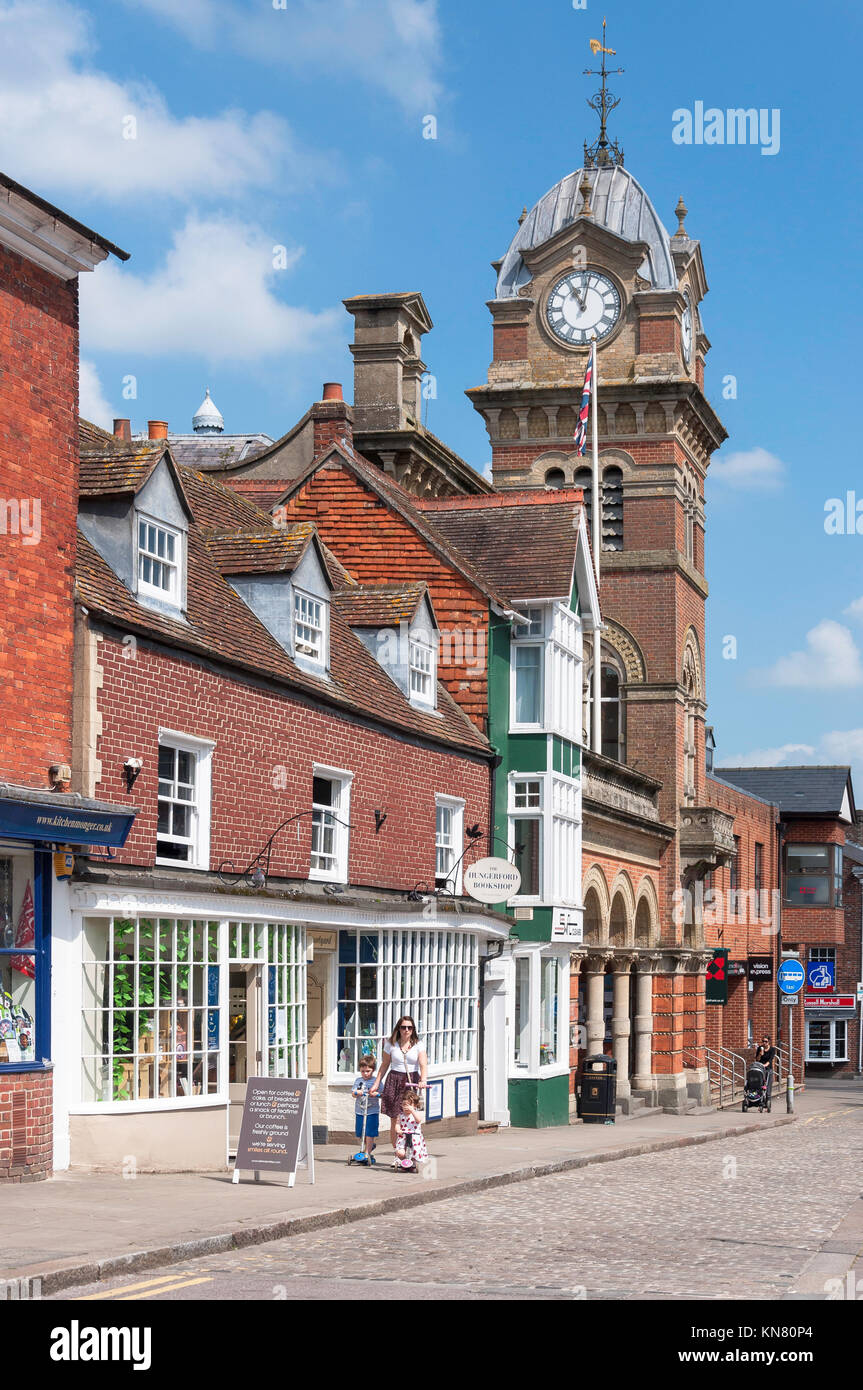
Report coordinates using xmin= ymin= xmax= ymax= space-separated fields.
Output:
xmin=311 ymin=384 xmax=353 ymax=458
xmin=113 ymin=418 xmax=131 ymax=441
xmin=147 ymin=420 xmax=168 ymax=440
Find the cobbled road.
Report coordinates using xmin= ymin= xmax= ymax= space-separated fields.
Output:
xmin=56 ymin=1093 xmax=863 ymax=1302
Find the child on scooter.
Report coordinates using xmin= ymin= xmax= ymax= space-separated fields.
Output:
xmin=394 ymin=1088 xmax=428 ymax=1171
xmin=351 ymin=1054 xmax=380 ymax=1160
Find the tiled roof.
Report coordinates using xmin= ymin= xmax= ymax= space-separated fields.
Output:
xmin=335 ymin=583 xmax=429 ymax=627
xmin=79 ymin=419 xmax=127 ymax=453
xmin=416 ymin=491 xmax=583 ymax=599
xmin=204 ymin=524 xmax=317 ymax=575
xmin=75 ymin=473 xmax=489 ymax=757
xmin=275 ymin=446 xmax=514 ymax=609
xmin=178 ymin=467 xmax=274 ymax=532
xmin=78 ymin=441 xmax=164 ymax=496
xmin=714 ymin=766 xmax=855 ymax=818
xmin=167 ymin=434 xmax=273 ymax=471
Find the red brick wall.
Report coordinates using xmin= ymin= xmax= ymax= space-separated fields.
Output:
xmin=93 ymin=630 xmax=490 ymax=891
xmin=782 ymin=820 xmax=846 ymax=947
xmin=493 ymin=324 xmax=528 ymax=360
xmin=0 ymin=1069 xmax=52 ymax=1181
xmin=638 ymin=316 xmax=675 ymax=354
xmin=276 ymin=461 xmax=491 ymax=730
xmin=0 ymin=245 xmax=79 ymax=785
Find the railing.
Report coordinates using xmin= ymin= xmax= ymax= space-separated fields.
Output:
xmin=685 ymin=1045 xmax=747 ymax=1108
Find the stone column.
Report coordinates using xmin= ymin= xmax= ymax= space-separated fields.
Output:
xmin=569 ymin=949 xmax=588 ymax=1117
xmin=612 ymin=954 xmax=635 ymax=1100
xmin=632 ymin=951 xmax=660 ymax=1094
xmin=584 ymin=951 xmax=611 ymax=1057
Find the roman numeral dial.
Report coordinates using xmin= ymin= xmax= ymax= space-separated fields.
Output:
xmin=544 ymin=270 xmax=622 ymax=346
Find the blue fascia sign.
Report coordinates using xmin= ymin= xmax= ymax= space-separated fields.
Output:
xmin=777 ymin=960 xmax=806 ymax=995
xmin=0 ymin=796 xmax=136 ymax=848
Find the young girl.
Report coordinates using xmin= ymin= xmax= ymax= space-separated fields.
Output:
xmin=394 ymin=1089 xmax=428 ymax=1172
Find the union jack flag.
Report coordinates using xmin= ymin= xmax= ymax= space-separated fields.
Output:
xmin=573 ymin=345 xmax=594 ymax=456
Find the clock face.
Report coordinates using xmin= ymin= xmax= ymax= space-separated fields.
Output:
xmin=545 ymin=270 xmax=621 ymax=346
xmin=681 ymin=292 xmax=693 ymax=366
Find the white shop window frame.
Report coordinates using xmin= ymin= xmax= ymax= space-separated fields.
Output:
xmin=509 ymin=944 xmax=569 ymax=1078
xmin=805 ymin=1017 xmax=848 ymax=1063
xmin=156 ymin=728 xmax=214 ymax=870
xmin=330 ymin=926 xmax=479 ymax=1084
xmin=509 ymin=602 xmax=583 ymax=741
xmin=435 ymin=794 xmax=465 ymax=893
xmin=309 ymin=764 xmax=353 ymax=884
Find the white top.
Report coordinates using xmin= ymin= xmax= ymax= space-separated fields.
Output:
xmin=383 ymin=1038 xmax=426 ymax=1073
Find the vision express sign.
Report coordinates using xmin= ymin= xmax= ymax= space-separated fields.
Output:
xmin=234 ymin=1077 xmax=309 ymax=1176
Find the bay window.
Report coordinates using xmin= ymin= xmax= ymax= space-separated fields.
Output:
xmin=784 ymin=844 xmax=843 ymax=908
xmin=510 ymin=778 xmax=543 ymax=900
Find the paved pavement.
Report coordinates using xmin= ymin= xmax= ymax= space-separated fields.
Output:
xmin=47 ymin=1081 xmax=863 ymax=1302
xmin=1 ymin=1091 xmax=809 ymax=1295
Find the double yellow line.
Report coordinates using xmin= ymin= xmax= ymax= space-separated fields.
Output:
xmin=77 ymin=1271 xmax=213 ymax=1301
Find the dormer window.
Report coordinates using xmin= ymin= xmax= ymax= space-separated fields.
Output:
xmin=294 ymin=588 xmax=327 ymax=666
xmin=137 ymin=514 xmax=183 ymax=609
xmin=409 ymin=632 xmax=435 ymax=706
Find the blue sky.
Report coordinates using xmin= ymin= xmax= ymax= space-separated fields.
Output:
xmin=1 ymin=0 xmax=861 ymax=788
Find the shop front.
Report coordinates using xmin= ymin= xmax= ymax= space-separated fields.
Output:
xmin=0 ymin=787 xmax=136 ymax=1182
xmin=56 ymin=880 xmax=510 ymax=1169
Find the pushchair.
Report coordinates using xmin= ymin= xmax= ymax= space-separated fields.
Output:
xmin=741 ymin=1061 xmax=772 ymax=1113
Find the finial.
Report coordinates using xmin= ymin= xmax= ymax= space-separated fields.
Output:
xmin=583 ymin=18 xmax=625 ymax=169
xmin=518 ymin=206 xmax=528 ymax=226
xmin=674 ymin=196 xmax=688 ymax=237
xmin=579 ymin=173 xmax=594 ymax=218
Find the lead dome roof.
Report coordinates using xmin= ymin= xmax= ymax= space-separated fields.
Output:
xmin=496 ymin=164 xmax=676 ymax=299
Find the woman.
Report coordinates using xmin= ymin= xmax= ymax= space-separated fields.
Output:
xmin=755 ymin=1035 xmax=778 ymax=1101
xmin=370 ymin=1016 xmax=428 ymax=1153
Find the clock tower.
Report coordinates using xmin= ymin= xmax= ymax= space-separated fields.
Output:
xmin=467 ymin=36 xmax=736 ymax=994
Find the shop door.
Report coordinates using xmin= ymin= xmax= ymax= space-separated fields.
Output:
xmin=228 ymin=965 xmax=262 ymax=1153
xmin=307 ymin=968 xmax=324 ymax=1077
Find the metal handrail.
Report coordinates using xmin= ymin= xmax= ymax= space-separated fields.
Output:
xmin=685 ymin=1044 xmax=747 ymax=1108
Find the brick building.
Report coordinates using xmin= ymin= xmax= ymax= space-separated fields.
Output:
xmin=57 ymin=424 xmax=507 ymax=1169
xmin=714 ymin=766 xmax=858 ymax=1081
xmin=0 ymin=174 xmax=131 ymax=1182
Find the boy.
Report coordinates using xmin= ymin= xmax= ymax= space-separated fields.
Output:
xmin=351 ymin=1054 xmax=380 ymax=1160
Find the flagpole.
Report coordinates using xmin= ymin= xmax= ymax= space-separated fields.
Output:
xmin=590 ymin=336 xmax=602 ymax=754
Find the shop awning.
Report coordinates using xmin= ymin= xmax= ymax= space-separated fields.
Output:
xmin=0 ymin=786 xmax=137 ymax=848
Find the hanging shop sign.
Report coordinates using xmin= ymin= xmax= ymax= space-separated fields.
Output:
xmin=232 ymin=1077 xmax=314 ymax=1187
xmin=806 ymin=960 xmax=835 ymax=991
xmin=705 ymin=947 xmax=729 ymax=1005
xmin=727 ymin=960 xmax=747 ymax=977
xmin=0 ymin=794 xmax=135 ymax=848
xmin=552 ymin=907 xmax=583 ymax=942
xmin=748 ymin=956 xmax=773 ymax=983
xmin=463 ymin=858 xmax=521 ymax=904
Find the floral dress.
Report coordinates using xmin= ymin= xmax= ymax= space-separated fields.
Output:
xmin=395 ymin=1111 xmax=428 ymax=1164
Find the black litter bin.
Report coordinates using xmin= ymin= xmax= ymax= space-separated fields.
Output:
xmin=578 ymin=1054 xmax=617 ymax=1124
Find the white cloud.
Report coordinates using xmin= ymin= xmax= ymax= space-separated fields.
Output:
xmin=820 ymin=729 xmax=863 ymax=765
xmin=710 ymin=446 xmax=786 ymax=490
xmin=0 ymin=0 xmax=327 ymax=199
xmin=78 ymin=359 xmax=114 ymax=428
xmin=717 ymin=743 xmax=816 ymax=768
xmin=843 ymin=596 xmax=863 ymax=621
xmin=79 ymin=216 xmax=342 ymax=363
xmin=128 ymin=0 xmax=445 ymax=114
xmin=755 ymin=619 xmax=863 ymax=688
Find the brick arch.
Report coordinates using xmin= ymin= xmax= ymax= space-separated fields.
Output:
xmin=634 ymin=876 xmax=660 ymax=946
xmin=597 ymin=446 xmax=637 ymax=481
xmin=682 ymin=626 xmax=703 ymax=699
xmin=602 ymin=619 xmax=646 ymax=684
xmin=609 ymin=870 xmax=636 ymax=946
xmin=531 ymin=449 xmax=571 ymax=485
xmin=582 ymin=864 xmax=610 ymax=945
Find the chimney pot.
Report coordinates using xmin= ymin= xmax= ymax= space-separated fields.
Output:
xmin=148 ymin=420 xmax=169 ymax=440
xmin=321 ymin=383 xmax=343 ymax=402
xmin=113 ymin=418 xmax=131 ymax=441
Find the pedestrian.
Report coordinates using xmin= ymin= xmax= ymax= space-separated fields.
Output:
xmin=755 ymin=1035 xmax=778 ymax=1101
xmin=369 ymin=1015 xmax=428 ymax=1153
xmin=351 ymin=1053 xmax=380 ymax=1160
xmin=394 ymin=1089 xmax=428 ymax=1172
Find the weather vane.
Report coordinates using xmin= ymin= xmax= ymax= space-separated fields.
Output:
xmin=583 ymin=18 xmax=624 ymax=169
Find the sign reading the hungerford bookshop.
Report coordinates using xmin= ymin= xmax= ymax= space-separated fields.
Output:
xmin=463 ymin=858 xmax=521 ymax=904
xmin=232 ymin=1077 xmax=314 ymax=1187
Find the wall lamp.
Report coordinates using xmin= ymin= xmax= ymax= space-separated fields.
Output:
xmin=123 ymin=757 xmax=143 ymax=793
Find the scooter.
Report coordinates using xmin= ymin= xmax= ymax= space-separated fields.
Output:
xmin=348 ymin=1085 xmax=376 ymax=1167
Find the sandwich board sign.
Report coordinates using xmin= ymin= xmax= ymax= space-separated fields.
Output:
xmin=232 ymin=1077 xmax=314 ymax=1187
